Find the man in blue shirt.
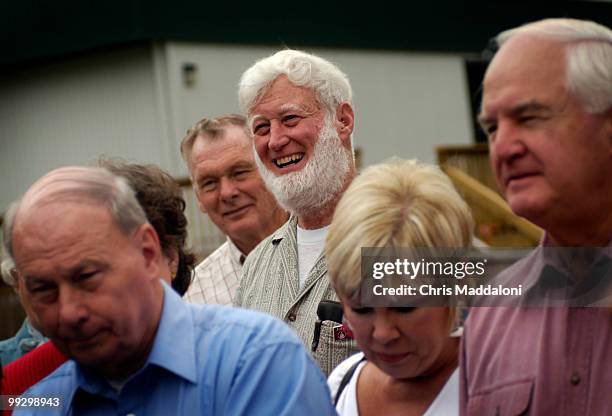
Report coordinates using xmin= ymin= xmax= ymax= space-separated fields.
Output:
xmin=4 ymin=166 xmax=335 ymax=415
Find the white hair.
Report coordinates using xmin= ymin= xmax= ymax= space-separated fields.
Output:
xmin=238 ymin=49 xmax=353 ymax=116
xmin=496 ymin=18 xmax=612 ymax=114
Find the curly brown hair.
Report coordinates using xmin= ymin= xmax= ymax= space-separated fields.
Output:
xmin=99 ymin=159 xmax=196 ymax=295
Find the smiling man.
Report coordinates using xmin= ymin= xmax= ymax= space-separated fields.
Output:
xmin=3 ymin=166 xmax=336 ymax=415
xmin=181 ymin=115 xmax=287 ymax=304
xmin=461 ymin=18 xmax=612 ymax=415
xmin=235 ymin=50 xmax=358 ymax=375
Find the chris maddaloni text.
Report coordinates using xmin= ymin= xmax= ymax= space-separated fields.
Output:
xmin=372 ymin=284 xmax=523 ymax=296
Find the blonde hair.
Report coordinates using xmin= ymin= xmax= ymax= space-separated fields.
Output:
xmin=326 ymin=158 xmax=473 ymax=299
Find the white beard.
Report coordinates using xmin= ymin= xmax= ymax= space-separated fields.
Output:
xmin=254 ymin=116 xmax=353 ymax=216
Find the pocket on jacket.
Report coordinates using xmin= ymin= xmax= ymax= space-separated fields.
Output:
xmin=312 ymin=320 xmax=359 ymax=376
xmin=468 ymin=379 xmax=533 ymax=416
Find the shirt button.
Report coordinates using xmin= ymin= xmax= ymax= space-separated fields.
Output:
xmin=287 ymin=313 xmax=297 ymax=322
xmin=570 ymin=372 xmax=581 ymax=385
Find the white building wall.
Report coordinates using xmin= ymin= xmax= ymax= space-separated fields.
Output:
xmin=163 ymin=42 xmax=474 ymax=176
xmin=0 ymin=45 xmax=170 ymax=210
xmin=0 ymin=42 xmax=475 ymax=257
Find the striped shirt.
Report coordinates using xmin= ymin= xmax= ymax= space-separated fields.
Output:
xmin=235 ymin=216 xmax=358 ymax=375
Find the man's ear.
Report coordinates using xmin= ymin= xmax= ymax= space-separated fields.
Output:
xmin=335 ymin=102 xmax=355 ymax=145
xmin=134 ymin=223 xmax=163 ymax=280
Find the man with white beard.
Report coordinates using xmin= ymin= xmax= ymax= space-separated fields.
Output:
xmin=235 ymin=50 xmax=358 ymax=375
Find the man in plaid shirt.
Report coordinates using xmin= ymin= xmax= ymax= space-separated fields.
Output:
xmin=181 ymin=114 xmax=288 ymax=305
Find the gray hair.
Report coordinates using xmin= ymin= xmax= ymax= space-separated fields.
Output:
xmin=180 ymin=114 xmax=248 ymax=169
xmin=496 ymin=18 xmax=612 ymax=114
xmin=3 ymin=166 xmax=148 ymax=262
xmin=238 ymin=49 xmax=353 ymax=117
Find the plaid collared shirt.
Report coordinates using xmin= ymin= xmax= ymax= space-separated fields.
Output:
xmin=184 ymin=237 xmax=244 ymax=305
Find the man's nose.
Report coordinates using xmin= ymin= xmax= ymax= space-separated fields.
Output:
xmin=58 ymin=287 xmax=89 ymax=330
xmin=268 ymin=121 xmax=290 ymax=152
xmin=219 ymin=177 xmax=240 ymax=201
xmin=490 ymin=120 xmax=527 ymax=163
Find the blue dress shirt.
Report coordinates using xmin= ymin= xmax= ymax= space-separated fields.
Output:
xmin=15 ymin=281 xmax=336 ymax=415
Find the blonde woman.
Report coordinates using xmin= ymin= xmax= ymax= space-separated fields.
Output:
xmin=326 ymin=159 xmax=473 ymax=416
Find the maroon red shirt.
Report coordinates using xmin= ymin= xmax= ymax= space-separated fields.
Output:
xmin=461 ymin=238 xmax=612 ymax=415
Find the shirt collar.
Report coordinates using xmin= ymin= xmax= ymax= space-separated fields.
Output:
xmin=74 ymin=280 xmax=198 ymax=395
xmin=519 ymin=234 xmax=612 ymax=304
xmin=226 ymin=236 xmax=246 ymax=265
xmin=147 ymin=280 xmax=198 ymax=384
xmin=541 ymin=233 xmax=612 ymax=269
xmin=541 ymin=232 xmax=612 ymax=249
xmin=271 ymin=215 xmax=298 ymax=245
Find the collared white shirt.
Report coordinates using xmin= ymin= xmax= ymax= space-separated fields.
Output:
xmin=183 ymin=237 xmax=244 ymax=305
